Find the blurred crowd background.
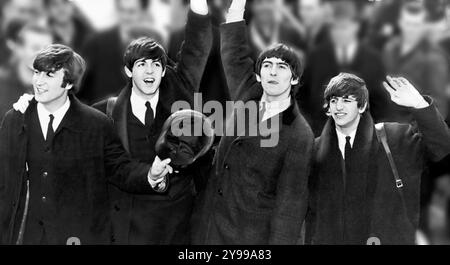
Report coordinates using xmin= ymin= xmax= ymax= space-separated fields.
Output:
xmin=0 ymin=0 xmax=449 ymax=245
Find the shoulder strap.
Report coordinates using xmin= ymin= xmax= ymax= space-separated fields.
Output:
xmin=375 ymin=123 xmax=404 ymax=189
xmin=106 ymin=97 xmax=118 ymax=118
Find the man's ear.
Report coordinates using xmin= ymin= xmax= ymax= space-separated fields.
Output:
xmin=291 ymin=78 xmax=299 ymax=85
xmin=124 ymin=66 xmax=132 ymax=78
xmin=162 ymin=68 xmax=166 ymax=77
xmin=64 ymin=83 xmax=73 ymax=91
xmin=359 ymin=102 xmax=368 ymax=114
xmin=256 ymin=74 xmax=261 ymax=82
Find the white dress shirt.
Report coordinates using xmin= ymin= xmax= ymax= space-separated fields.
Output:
xmin=335 ymin=128 xmax=357 ymax=159
xmin=260 ymin=95 xmax=292 ymax=122
xmin=130 ymin=90 xmax=163 ymax=188
xmin=37 ymin=98 xmax=71 ymax=140
xmin=130 ymin=89 xmax=159 ymax=125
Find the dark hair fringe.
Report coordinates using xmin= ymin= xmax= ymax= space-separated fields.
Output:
xmin=254 ymin=43 xmax=303 ymax=96
xmin=123 ymin=37 xmax=168 ymax=72
xmin=323 ymin=72 xmax=369 ymax=111
xmin=33 ymin=44 xmax=86 ymax=93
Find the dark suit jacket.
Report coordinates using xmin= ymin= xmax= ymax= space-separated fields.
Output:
xmin=299 ymin=42 xmax=393 ymax=136
xmin=307 ymin=99 xmax=450 ymax=244
xmin=0 ymin=95 xmax=155 ymax=245
xmin=191 ymin=21 xmax=314 ymax=245
xmin=92 ymin=11 xmax=212 ymax=245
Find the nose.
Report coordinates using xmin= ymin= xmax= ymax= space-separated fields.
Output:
xmin=270 ymin=65 xmax=277 ymax=76
xmin=335 ymin=100 xmax=344 ymax=110
xmin=145 ymin=64 xmax=154 ymax=74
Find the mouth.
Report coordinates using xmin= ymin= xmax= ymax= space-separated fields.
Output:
xmin=35 ymin=87 xmax=47 ymax=94
xmin=334 ymin=112 xmax=347 ymax=118
xmin=267 ymin=80 xmax=279 ymax=85
xmin=143 ymin=78 xmax=155 ymax=85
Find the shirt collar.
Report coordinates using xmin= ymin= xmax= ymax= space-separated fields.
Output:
xmin=37 ymin=96 xmax=71 ymax=133
xmin=130 ymin=89 xmax=159 ymax=124
xmin=335 ymin=127 xmax=357 ymax=146
xmin=260 ymin=94 xmax=292 ymax=121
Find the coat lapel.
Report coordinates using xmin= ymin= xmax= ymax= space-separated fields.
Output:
xmin=112 ymin=86 xmax=131 ymax=153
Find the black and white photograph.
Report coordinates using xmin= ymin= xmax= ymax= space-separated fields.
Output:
xmin=0 ymin=0 xmax=450 ymax=255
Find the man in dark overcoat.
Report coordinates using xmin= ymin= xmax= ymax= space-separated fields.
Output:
xmin=191 ymin=0 xmax=314 ymax=245
xmin=92 ymin=0 xmax=212 ymax=245
xmin=298 ymin=0 xmax=393 ymax=136
xmin=306 ymin=73 xmax=450 ymax=244
xmin=0 ymin=44 xmax=172 ymax=245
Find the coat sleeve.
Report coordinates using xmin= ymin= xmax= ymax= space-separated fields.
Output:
xmin=172 ymin=10 xmax=212 ymax=94
xmin=269 ymin=129 xmax=314 ymax=244
xmin=0 ymin=112 xmax=11 ymax=242
xmin=411 ymin=97 xmax=450 ymax=162
xmin=220 ymin=21 xmax=261 ymax=102
xmin=102 ymin=117 xmax=158 ymax=194
xmin=424 ymin=51 xmax=449 ymax=119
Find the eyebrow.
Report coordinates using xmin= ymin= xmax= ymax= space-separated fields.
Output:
xmin=262 ymin=61 xmax=289 ymax=67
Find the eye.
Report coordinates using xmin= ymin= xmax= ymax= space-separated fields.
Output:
xmin=33 ymin=69 xmax=39 ymax=74
xmin=153 ymin=62 xmax=162 ymax=68
xmin=262 ymin=63 xmax=271 ymax=68
xmin=330 ymin=98 xmax=338 ymax=104
xmin=343 ymin=98 xmax=354 ymax=104
xmin=46 ymin=72 xmax=54 ymax=77
xmin=279 ymin=64 xmax=288 ymax=70
xmin=136 ymin=61 xmax=145 ymax=67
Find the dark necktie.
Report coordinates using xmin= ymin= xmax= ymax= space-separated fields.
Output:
xmin=46 ymin=114 xmax=55 ymax=143
xmin=145 ymin=101 xmax=154 ymax=127
xmin=344 ymin=136 xmax=352 ymax=162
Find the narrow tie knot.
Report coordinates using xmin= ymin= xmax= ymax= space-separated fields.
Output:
xmin=345 ymin=136 xmax=351 ymax=144
xmin=145 ymin=101 xmax=151 ymax=109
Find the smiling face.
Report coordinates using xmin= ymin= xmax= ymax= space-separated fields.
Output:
xmin=329 ymin=95 xmax=366 ymax=131
xmin=125 ymin=58 xmax=165 ymax=98
xmin=33 ymin=68 xmax=71 ymax=109
xmin=256 ymin=57 xmax=298 ymax=102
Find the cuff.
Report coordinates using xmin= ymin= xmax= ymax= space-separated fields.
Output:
xmin=225 ymin=9 xmax=245 ymax=23
xmin=190 ymin=0 xmax=209 ymax=15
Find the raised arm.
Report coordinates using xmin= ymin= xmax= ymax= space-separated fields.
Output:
xmin=383 ymin=76 xmax=450 ymax=161
xmin=172 ymin=0 xmax=213 ymax=93
xmin=220 ymin=0 xmax=260 ymax=101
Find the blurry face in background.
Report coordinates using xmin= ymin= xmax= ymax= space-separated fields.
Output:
xmin=116 ymin=0 xmax=147 ymax=30
xmin=2 ymin=0 xmax=44 ymax=25
xmin=15 ymin=30 xmax=53 ymax=69
xmin=330 ymin=18 xmax=359 ymax=47
xmin=299 ymin=0 xmax=324 ymax=28
xmin=47 ymin=0 xmax=74 ymax=24
xmin=251 ymin=0 xmax=279 ymax=25
xmin=398 ymin=8 xmax=428 ymax=43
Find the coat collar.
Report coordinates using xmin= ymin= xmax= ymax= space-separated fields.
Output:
xmin=20 ymin=94 xmax=85 ymax=135
xmin=316 ymin=112 xmax=375 ymax=167
xmin=112 ymin=83 xmax=174 ymax=153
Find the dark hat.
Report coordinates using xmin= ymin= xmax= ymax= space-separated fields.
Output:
xmin=155 ymin=109 xmax=215 ymax=169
